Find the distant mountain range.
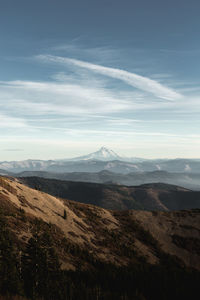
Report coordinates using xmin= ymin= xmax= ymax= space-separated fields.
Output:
xmin=9 ymin=170 xmax=200 ymax=190
xmin=1 ymin=147 xmax=200 ymax=174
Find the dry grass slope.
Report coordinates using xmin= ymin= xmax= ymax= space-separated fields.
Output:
xmin=0 ymin=176 xmax=200 ymax=271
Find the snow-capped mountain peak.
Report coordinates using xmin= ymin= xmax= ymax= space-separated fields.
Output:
xmin=96 ymin=147 xmax=120 ymax=159
xmin=70 ymin=147 xmax=122 ymax=161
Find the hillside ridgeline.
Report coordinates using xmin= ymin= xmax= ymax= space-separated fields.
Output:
xmin=19 ymin=176 xmax=200 ymax=211
xmin=0 ymin=176 xmax=200 ymax=299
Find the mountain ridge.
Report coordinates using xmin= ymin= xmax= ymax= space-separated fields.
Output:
xmin=8 ymin=169 xmax=200 ymax=190
xmin=19 ymin=176 xmax=200 ymax=211
xmin=0 ymin=175 xmax=200 ymax=271
xmin=2 ymin=158 xmax=200 ymax=174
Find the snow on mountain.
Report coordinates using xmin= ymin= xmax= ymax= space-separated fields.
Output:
xmin=0 ymin=160 xmax=55 ymax=172
xmin=68 ymin=147 xmax=122 ymax=161
xmin=1 ymin=147 xmax=200 ymax=174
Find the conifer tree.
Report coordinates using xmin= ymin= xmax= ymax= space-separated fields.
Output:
xmin=0 ymin=212 xmax=22 ymax=296
xmin=63 ymin=209 xmax=67 ymax=220
xmin=22 ymin=223 xmax=61 ymax=299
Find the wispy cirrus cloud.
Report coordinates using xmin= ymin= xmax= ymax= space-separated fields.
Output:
xmin=0 ymin=80 xmax=136 ymax=115
xmin=1 ymin=76 xmax=174 ymax=124
xmin=51 ymin=43 xmax=119 ymax=63
xmin=0 ymin=113 xmax=28 ymax=128
xmin=37 ymin=54 xmax=182 ymax=101
xmin=1 ymin=49 xmax=199 ymax=160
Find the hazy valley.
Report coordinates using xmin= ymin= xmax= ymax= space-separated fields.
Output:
xmin=1 ymin=148 xmax=200 ymax=191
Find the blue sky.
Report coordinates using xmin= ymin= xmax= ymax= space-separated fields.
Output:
xmin=0 ymin=0 xmax=200 ymax=160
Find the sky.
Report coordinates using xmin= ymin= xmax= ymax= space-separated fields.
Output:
xmin=0 ymin=0 xmax=200 ymax=160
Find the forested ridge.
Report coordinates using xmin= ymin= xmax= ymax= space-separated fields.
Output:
xmin=19 ymin=176 xmax=200 ymax=211
xmin=0 ymin=208 xmax=199 ymax=300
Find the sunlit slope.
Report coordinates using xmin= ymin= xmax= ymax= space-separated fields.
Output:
xmin=0 ymin=176 xmax=200 ymax=271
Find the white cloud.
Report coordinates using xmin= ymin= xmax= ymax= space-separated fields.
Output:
xmin=37 ymin=55 xmax=182 ymax=100
xmin=0 ymin=114 xmax=28 ymax=128
xmin=1 ymin=48 xmax=200 ymax=160
xmin=0 ymin=79 xmax=171 ymax=121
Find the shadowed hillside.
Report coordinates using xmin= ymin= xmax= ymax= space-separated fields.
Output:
xmin=19 ymin=176 xmax=200 ymax=211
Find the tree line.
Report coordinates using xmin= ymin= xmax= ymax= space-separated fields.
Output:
xmin=0 ymin=211 xmax=199 ymax=300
